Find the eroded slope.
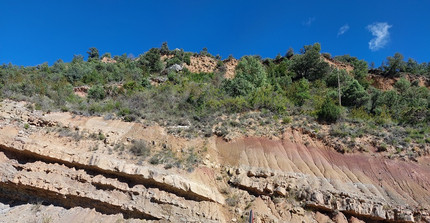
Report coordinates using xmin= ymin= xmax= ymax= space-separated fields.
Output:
xmin=0 ymin=100 xmax=429 ymax=222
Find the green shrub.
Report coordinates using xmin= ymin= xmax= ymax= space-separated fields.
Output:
xmin=88 ymin=85 xmax=105 ymax=100
xmin=184 ymin=53 xmax=191 ymax=65
xmin=166 ymin=57 xmax=182 ymax=67
xmin=394 ymin=77 xmax=411 ymax=92
xmin=160 ymin=42 xmax=170 ymax=55
xmin=226 ymin=195 xmax=239 ymax=207
xmin=290 ymin=78 xmax=310 ymax=106
xmin=87 ymin=47 xmax=100 ymax=61
xmin=317 ymin=99 xmax=341 ymax=123
xmin=129 ymin=140 xmax=151 ymax=157
xmin=341 ymin=79 xmax=369 ymax=107
xmin=139 ymin=48 xmax=163 ymax=73
xmin=223 ymin=56 xmax=267 ymax=97
xmin=291 ymin=43 xmax=330 ymax=81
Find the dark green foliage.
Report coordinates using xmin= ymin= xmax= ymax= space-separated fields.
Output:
xmin=266 ymin=60 xmax=293 ymax=91
xmin=0 ymin=42 xmax=428 ymax=141
xmin=290 ymin=78 xmax=310 ymax=106
xmin=394 ymin=77 xmax=411 ymax=92
xmin=200 ymin=47 xmax=209 ymax=56
xmin=184 ymin=53 xmax=191 ymax=65
xmin=166 ymin=56 xmax=183 ymax=67
xmin=321 ymin=52 xmax=331 ymax=59
xmin=223 ymin=56 xmax=267 ymax=97
xmin=160 ymin=42 xmax=169 ymax=55
xmin=141 ymin=78 xmax=151 ymax=88
xmin=248 ymin=85 xmax=290 ymax=113
xmin=101 ymin=52 xmax=111 ymax=59
xmin=87 ymin=47 xmax=100 ymax=61
xmin=285 ymin=48 xmax=294 ymax=59
xmin=317 ymin=98 xmax=341 ymax=123
xmin=138 ymin=48 xmax=163 ymax=73
xmin=341 ymin=79 xmax=369 ymax=107
xmin=291 ymin=43 xmax=330 ymax=81
xmin=406 ymin=58 xmax=419 ymax=74
xmin=333 ymin=54 xmax=368 ymax=82
xmin=72 ymin=55 xmax=84 ymax=63
xmin=383 ymin=52 xmax=406 ymax=76
xmin=325 ymin=69 xmax=349 ymax=88
xmin=123 ymin=81 xmax=141 ymax=92
xmin=88 ymin=85 xmax=105 ymax=100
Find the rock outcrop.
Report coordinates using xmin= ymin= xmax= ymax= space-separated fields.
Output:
xmin=1 ymin=100 xmax=430 ymax=222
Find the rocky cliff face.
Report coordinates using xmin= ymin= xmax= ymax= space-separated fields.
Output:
xmin=218 ymin=135 xmax=430 ymax=222
xmin=0 ymin=100 xmax=429 ymax=223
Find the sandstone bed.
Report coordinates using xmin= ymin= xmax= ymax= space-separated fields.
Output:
xmin=0 ymin=100 xmax=429 ymax=223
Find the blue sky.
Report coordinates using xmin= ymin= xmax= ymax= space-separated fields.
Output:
xmin=1 ymin=0 xmax=429 ymax=66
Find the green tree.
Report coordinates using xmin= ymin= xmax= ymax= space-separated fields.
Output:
xmin=266 ymin=61 xmax=293 ymax=92
xmin=200 ymin=47 xmax=209 ymax=56
xmin=341 ymin=79 xmax=369 ymax=107
xmin=166 ymin=56 xmax=183 ymax=67
xmin=101 ymin=52 xmax=111 ymax=59
xmin=139 ymin=48 xmax=163 ymax=73
xmin=333 ymin=54 xmax=368 ymax=85
xmin=285 ymin=48 xmax=294 ymax=59
xmin=325 ymin=69 xmax=349 ymax=88
xmin=384 ymin=52 xmax=406 ymax=76
xmin=88 ymin=85 xmax=105 ymax=100
xmin=290 ymin=78 xmax=311 ymax=106
xmin=394 ymin=77 xmax=411 ymax=93
xmin=72 ymin=55 xmax=84 ymax=64
xmin=317 ymin=98 xmax=341 ymax=123
xmin=291 ymin=43 xmax=330 ymax=81
xmin=223 ymin=56 xmax=267 ymax=97
xmin=160 ymin=42 xmax=169 ymax=55
xmin=87 ymin=47 xmax=100 ymax=61
xmin=406 ymin=58 xmax=420 ymax=74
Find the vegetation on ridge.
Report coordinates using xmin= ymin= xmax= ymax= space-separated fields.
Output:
xmin=0 ymin=42 xmax=429 ymax=158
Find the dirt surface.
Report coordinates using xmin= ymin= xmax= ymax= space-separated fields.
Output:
xmin=369 ymin=73 xmax=430 ymax=90
xmin=101 ymin=57 xmax=117 ymax=64
xmin=183 ymin=55 xmax=218 ymax=74
xmin=0 ymin=99 xmax=429 ymax=222
xmin=323 ymin=57 xmax=354 ymax=73
xmin=223 ymin=58 xmax=238 ymax=79
xmin=73 ymin=86 xmax=89 ymax=98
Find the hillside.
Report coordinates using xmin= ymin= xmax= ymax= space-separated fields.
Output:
xmin=0 ymin=43 xmax=429 ymax=222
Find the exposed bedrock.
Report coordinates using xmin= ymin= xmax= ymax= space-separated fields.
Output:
xmin=218 ymin=131 xmax=430 ymax=222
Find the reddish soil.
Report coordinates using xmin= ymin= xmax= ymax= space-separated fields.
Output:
xmin=216 ymin=130 xmax=430 ymax=208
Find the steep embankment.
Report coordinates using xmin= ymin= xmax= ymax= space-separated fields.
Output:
xmin=0 ymin=100 xmax=429 ymax=222
xmin=0 ymin=100 xmax=225 ymax=222
xmin=217 ymin=133 xmax=430 ymax=221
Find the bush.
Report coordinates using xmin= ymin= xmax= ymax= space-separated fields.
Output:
xmin=184 ymin=53 xmax=191 ymax=65
xmin=166 ymin=56 xmax=183 ymax=67
xmin=325 ymin=69 xmax=349 ymax=88
xmin=291 ymin=43 xmax=330 ymax=81
xmin=87 ymin=47 xmax=100 ymax=61
xmin=394 ymin=77 xmax=411 ymax=92
xmin=223 ymin=56 xmax=267 ymax=97
xmin=290 ymin=78 xmax=310 ymax=106
xmin=139 ymin=48 xmax=163 ymax=73
xmin=226 ymin=195 xmax=239 ymax=207
xmin=341 ymin=79 xmax=369 ymax=107
xmin=383 ymin=52 xmax=406 ymax=76
xmin=248 ymin=85 xmax=290 ymax=113
xmin=317 ymin=99 xmax=341 ymax=123
xmin=160 ymin=42 xmax=169 ymax=55
xmin=129 ymin=140 xmax=151 ymax=157
xmin=88 ymin=85 xmax=105 ymax=100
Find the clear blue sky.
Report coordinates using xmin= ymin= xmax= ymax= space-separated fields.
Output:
xmin=1 ymin=0 xmax=429 ymax=66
